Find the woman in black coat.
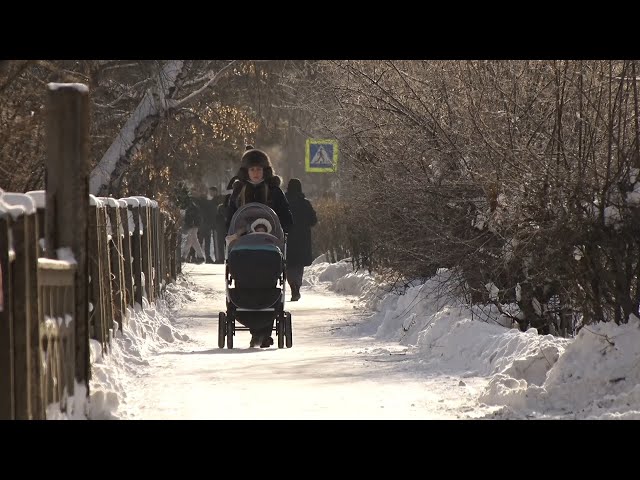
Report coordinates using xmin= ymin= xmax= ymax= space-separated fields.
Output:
xmin=225 ymin=149 xmax=292 ymax=233
xmin=285 ymin=178 xmax=318 ymax=301
xmin=225 ymin=148 xmax=293 ymax=348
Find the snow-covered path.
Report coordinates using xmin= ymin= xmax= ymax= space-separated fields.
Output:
xmin=118 ymin=263 xmax=496 ymax=419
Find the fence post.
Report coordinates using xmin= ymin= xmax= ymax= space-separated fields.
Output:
xmin=152 ymin=202 xmax=161 ymax=298
xmin=126 ymin=199 xmax=143 ymax=307
xmin=118 ymin=199 xmax=134 ymax=310
xmin=164 ymin=215 xmax=172 ymax=283
xmin=8 ymin=211 xmax=31 ymax=420
xmin=87 ymin=197 xmax=105 ymax=350
xmin=134 ymin=197 xmax=152 ymax=303
xmin=0 ymin=203 xmax=14 ymax=419
xmin=97 ymin=204 xmax=113 ymax=343
xmin=105 ymin=199 xmax=124 ymax=332
xmin=46 ymin=82 xmax=90 ymax=395
xmin=159 ymin=210 xmax=165 ymax=290
xmin=2 ymin=195 xmax=40 ymax=419
xmin=26 ymin=191 xmax=46 ymax=258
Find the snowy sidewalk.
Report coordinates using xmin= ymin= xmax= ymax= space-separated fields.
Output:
xmin=112 ymin=263 xmax=493 ymax=419
xmin=77 ymin=259 xmax=640 ymax=420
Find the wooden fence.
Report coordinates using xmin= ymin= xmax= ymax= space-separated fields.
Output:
xmin=0 ymin=83 xmax=182 ymax=420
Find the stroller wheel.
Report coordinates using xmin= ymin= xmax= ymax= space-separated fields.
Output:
xmin=285 ymin=312 xmax=293 ymax=348
xmin=227 ymin=314 xmax=234 ymax=349
xmin=277 ymin=314 xmax=285 ymax=349
xmin=218 ymin=312 xmax=226 ymax=348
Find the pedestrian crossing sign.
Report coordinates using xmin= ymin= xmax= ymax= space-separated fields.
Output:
xmin=305 ymin=139 xmax=338 ymax=173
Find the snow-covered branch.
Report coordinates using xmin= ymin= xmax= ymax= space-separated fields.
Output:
xmin=167 ymin=60 xmax=238 ymax=110
xmin=89 ymin=60 xmax=185 ymax=196
xmin=93 ymin=78 xmax=151 ymax=109
xmin=89 ymin=60 xmax=242 ymax=196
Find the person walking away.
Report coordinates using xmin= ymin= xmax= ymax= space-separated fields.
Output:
xmin=201 ymin=186 xmax=222 ymax=263
xmin=181 ymin=196 xmax=206 ymax=263
xmin=285 ymin=178 xmax=317 ymax=301
xmin=190 ymin=186 xmax=212 ymax=263
xmin=217 ymin=144 xmax=251 ymax=238
xmin=214 ymin=203 xmax=227 ymax=263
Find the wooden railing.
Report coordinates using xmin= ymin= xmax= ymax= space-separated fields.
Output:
xmin=0 ymin=190 xmax=181 ymax=419
xmin=38 ymin=258 xmax=76 ymax=413
xmin=0 ymin=83 xmax=182 ymax=419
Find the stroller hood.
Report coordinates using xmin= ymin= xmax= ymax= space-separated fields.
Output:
xmin=228 ymin=202 xmax=284 ymax=242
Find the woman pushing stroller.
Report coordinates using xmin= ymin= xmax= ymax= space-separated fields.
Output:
xmin=225 ymin=148 xmax=293 ymax=347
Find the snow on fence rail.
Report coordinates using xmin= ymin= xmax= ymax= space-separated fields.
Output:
xmin=0 ymin=84 xmax=182 ymax=420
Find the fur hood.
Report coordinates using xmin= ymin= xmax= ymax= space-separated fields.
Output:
xmin=241 ymin=149 xmax=271 ymax=169
xmin=236 ymin=148 xmax=276 ymax=184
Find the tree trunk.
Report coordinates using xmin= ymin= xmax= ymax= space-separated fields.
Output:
xmin=89 ymin=61 xmax=186 ymax=196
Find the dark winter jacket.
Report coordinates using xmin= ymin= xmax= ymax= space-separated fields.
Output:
xmin=216 ymin=203 xmax=228 ymax=231
xmin=225 ymin=148 xmax=293 ymax=232
xmin=226 ymin=178 xmax=293 ymax=233
xmin=218 ymin=176 xmax=239 ymax=230
xmin=183 ymin=198 xmax=201 ymax=230
xmin=193 ymin=195 xmax=216 ymax=228
xmin=285 ymin=191 xmax=318 ymax=266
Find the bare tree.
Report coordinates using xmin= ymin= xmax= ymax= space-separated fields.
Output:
xmin=290 ymin=59 xmax=640 ymax=334
xmin=89 ymin=60 xmax=239 ymax=196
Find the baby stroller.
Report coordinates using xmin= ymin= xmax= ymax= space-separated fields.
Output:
xmin=218 ymin=202 xmax=293 ymax=349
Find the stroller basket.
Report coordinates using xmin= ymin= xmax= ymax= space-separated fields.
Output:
xmin=229 ymin=288 xmax=281 ymax=310
xmin=228 ymin=246 xmax=282 ymax=289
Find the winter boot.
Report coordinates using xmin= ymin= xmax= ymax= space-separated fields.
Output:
xmin=260 ymin=336 xmax=274 ymax=348
xmin=291 ymin=287 xmax=301 ymax=302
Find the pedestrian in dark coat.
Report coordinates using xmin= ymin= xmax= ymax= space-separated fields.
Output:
xmin=198 ymin=186 xmax=222 ymax=263
xmin=214 ymin=202 xmax=227 ymax=263
xmin=225 ymin=147 xmax=293 ymax=348
xmin=181 ymin=195 xmax=206 ymax=263
xmin=285 ymin=178 xmax=318 ymax=301
xmin=219 ymin=144 xmax=251 ymax=229
xmin=225 ymin=149 xmax=293 ymax=233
